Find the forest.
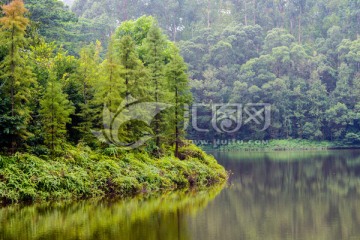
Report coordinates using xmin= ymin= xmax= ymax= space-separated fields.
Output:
xmin=0 ymin=0 xmax=226 ymax=204
xmin=0 ymin=0 xmax=193 ymax=156
xmin=67 ymin=0 xmax=360 ymax=143
xmin=0 ymin=0 xmax=359 ymax=203
xmin=0 ymin=0 xmax=358 ymax=144
xmin=0 ymin=0 xmax=359 ymax=237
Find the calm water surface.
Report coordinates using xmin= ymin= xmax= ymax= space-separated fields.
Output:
xmin=1 ymin=150 xmax=360 ymax=240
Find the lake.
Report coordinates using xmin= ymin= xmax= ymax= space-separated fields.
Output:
xmin=1 ymin=150 xmax=360 ymax=240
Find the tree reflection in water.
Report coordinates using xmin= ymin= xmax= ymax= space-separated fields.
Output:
xmin=2 ymin=150 xmax=360 ymax=240
xmin=0 ymin=186 xmax=223 ymax=240
xmin=189 ymin=150 xmax=360 ymax=240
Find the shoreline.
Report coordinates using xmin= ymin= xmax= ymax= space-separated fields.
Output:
xmin=198 ymin=139 xmax=360 ymax=152
xmin=0 ymin=144 xmax=228 ymax=206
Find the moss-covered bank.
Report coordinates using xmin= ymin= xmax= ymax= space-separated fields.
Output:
xmin=0 ymin=144 xmax=227 ymax=205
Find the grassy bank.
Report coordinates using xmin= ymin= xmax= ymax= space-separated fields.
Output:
xmin=200 ymin=139 xmax=360 ymax=152
xmin=0 ymin=144 xmax=227 ymax=205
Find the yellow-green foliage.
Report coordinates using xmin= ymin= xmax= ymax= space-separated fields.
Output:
xmin=0 ymin=145 xmax=227 ymax=204
xmin=0 ymin=185 xmax=224 ymax=240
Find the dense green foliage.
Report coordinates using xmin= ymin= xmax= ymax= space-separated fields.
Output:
xmin=1 ymin=0 xmax=358 ymax=202
xmin=183 ymin=26 xmax=360 ymax=142
xmin=39 ymin=71 xmax=75 ymax=152
xmin=0 ymin=1 xmax=193 ymax=156
xmin=0 ymin=144 xmax=226 ymax=204
xmin=0 ymin=0 xmax=35 ymax=153
xmin=71 ymin=0 xmax=360 ymax=143
xmin=71 ymin=0 xmax=360 ymax=43
xmin=0 ymin=0 xmax=226 ymax=204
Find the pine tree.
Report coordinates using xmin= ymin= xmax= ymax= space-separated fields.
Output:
xmin=74 ymin=41 xmax=101 ymax=144
xmin=94 ymin=39 xmax=124 ymax=114
xmin=116 ymin=35 xmax=151 ymax=144
xmin=39 ymin=71 xmax=75 ymax=152
xmin=116 ymin=35 xmax=148 ymax=99
xmin=165 ymin=46 xmax=192 ymax=158
xmin=0 ymin=0 xmax=35 ymax=151
xmin=92 ymin=39 xmax=125 ymax=144
xmin=143 ymin=23 xmax=168 ymax=155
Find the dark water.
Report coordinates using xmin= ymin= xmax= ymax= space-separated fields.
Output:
xmin=2 ymin=150 xmax=360 ymax=240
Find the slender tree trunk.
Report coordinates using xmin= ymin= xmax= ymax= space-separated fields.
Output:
xmin=175 ymin=87 xmax=179 ymax=158
xmin=10 ymin=25 xmax=16 ymax=153
xmin=125 ymin=53 xmax=129 ymax=98
xmin=253 ymin=0 xmax=256 ymax=24
xmin=357 ymin=15 xmax=360 ymax=39
xmin=10 ymin=25 xmax=15 ymax=117
xmin=123 ymin=0 xmax=128 ymax=21
xmin=124 ymin=54 xmax=130 ymax=140
xmin=244 ymin=0 xmax=248 ymax=26
xmin=173 ymin=22 xmax=177 ymax=42
xmin=83 ymin=66 xmax=88 ymax=105
xmin=154 ymin=46 xmax=161 ymax=156
xmin=207 ymin=0 xmax=211 ymax=28
xmin=298 ymin=15 xmax=301 ymax=43
xmin=109 ymin=68 xmax=113 ymax=110
xmin=51 ymin=83 xmax=55 ymax=153
xmin=298 ymin=11 xmax=302 ymax=43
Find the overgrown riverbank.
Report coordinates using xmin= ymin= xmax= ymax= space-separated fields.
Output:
xmin=0 ymin=144 xmax=227 ymax=205
xmin=200 ymin=139 xmax=360 ymax=152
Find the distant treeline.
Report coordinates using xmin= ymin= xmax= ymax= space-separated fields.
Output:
xmin=70 ymin=0 xmax=360 ymax=143
xmin=2 ymin=0 xmax=358 ymax=143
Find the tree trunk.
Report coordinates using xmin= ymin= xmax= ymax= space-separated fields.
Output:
xmin=175 ymin=87 xmax=179 ymax=158
xmin=244 ymin=0 xmax=248 ymax=26
xmin=173 ymin=22 xmax=177 ymax=42
xmin=10 ymin=25 xmax=15 ymax=117
xmin=207 ymin=0 xmax=211 ymax=28
xmin=298 ymin=8 xmax=302 ymax=43
xmin=253 ymin=0 xmax=256 ymax=24
xmin=122 ymin=0 xmax=128 ymax=21
xmin=10 ymin=24 xmax=16 ymax=153
xmin=154 ymin=46 xmax=161 ymax=157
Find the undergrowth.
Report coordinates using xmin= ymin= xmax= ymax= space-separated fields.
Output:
xmin=0 ymin=144 xmax=227 ymax=205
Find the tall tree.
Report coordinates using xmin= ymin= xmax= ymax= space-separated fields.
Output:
xmin=0 ymin=0 xmax=35 ymax=151
xmin=116 ymin=35 xmax=151 ymax=145
xmin=73 ymin=41 xmax=101 ymax=144
xmin=39 ymin=70 xmax=75 ymax=152
xmin=143 ymin=23 xmax=167 ymax=155
xmin=116 ymin=35 xmax=147 ymax=99
xmin=165 ymin=46 xmax=191 ymax=157
xmin=94 ymin=40 xmax=125 ymax=114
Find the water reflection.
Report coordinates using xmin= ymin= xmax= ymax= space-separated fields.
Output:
xmin=189 ymin=150 xmax=360 ymax=240
xmin=2 ymin=150 xmax=360 ymax=240
xmin=0 ymin=187 xmax=223 ymax=240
